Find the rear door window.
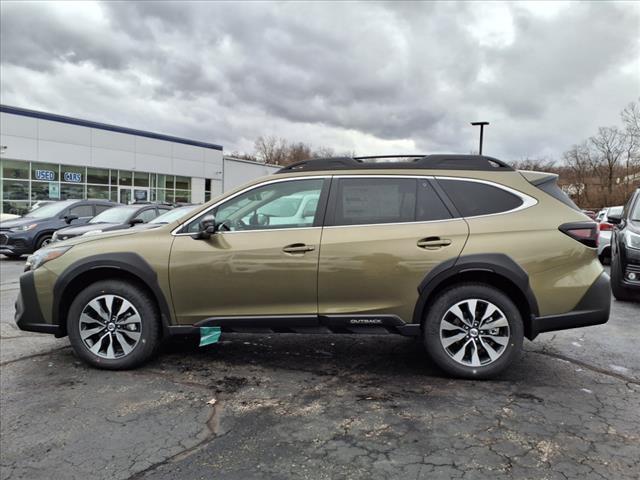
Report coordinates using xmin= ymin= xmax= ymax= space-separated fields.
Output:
xmin=437 ymin=179 xmax=523 ymax=217
xmin=69 ymin=204 xmax=94 ymax=218
xmin=329 ymin=178 xmax=416 ymax=226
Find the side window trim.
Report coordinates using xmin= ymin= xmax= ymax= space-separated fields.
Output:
xmin=173 ymin=176 xmax=331 ymax=235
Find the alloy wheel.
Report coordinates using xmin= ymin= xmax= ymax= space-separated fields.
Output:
xmin=439 ymin=298 xmax=510 ymax=368
xmin=78 ymin=294 xmax=142 ymax=359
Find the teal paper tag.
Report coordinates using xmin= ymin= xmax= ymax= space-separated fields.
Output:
xmin=199 ymin=326 xmax=221 ymax=347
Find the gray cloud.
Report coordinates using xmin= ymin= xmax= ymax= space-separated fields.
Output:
xmin=1 ymin=1 xmax=638 ymax=159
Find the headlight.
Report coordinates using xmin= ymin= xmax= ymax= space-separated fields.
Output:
xmin=626 ymin=231 xmax=640 ymax=250
xmin=11 ymin=223 xmax=37 ymax=232
xmin=82 ymin=230 xmax=103 ymax=237
xmin=25 ymin=246 xmax=72 ymax=271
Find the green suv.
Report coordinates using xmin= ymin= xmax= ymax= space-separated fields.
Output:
xmin=15 ymin=155 xmax=610 ymax=378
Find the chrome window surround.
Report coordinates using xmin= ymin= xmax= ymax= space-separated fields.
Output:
xmin=171 ymin=174 xmax=538 ymax=236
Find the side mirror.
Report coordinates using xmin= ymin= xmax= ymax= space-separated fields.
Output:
xmin=192 ymin=214 xmax=217 ymax=240
xmin=607 ymin=212 xmax=622 ymax=225
xmin=130 ymin=218 xmax=144 ymax=225
xmin=64 ymin=214 xmax=78 ymax=224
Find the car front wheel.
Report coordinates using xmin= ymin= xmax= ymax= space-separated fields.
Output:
xmin=67 ymin=280 xmax=161 ymax=369
xmin=423 ymin=283 xmax=524 ymax=379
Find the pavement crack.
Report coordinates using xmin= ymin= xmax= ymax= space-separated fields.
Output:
xmin=0 ymin=346 xmax=71 ymax=366
xmin=126 ymin=400 xmax=228 ymax=480
xmin=529 ymin=349 xmax=639 ymax=385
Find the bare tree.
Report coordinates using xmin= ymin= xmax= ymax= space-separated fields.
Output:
xmin=563 ymin=143 xmax=593 ymax=206
xmin=589 ymin=126 xmax=626 ymax=201
xmin=254 ymin=136 xmax=288 ymax=165
xmin=511 ymin=157 xmax=556 ymax=172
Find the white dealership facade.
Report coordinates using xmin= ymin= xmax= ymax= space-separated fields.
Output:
xmin=0 ymin=105 xmax=278 ymax=215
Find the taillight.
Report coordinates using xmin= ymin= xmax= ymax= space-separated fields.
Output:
xmin=598 ymin=222 xmax=613 ymax=231
xmin=559 ymin=222 xmax=598 ymax=248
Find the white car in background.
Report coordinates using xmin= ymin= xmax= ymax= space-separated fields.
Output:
xmin=596 ymin=205 xmax=623 ymax=264
xmin=0 ymin=213 xmax=20 ymax=222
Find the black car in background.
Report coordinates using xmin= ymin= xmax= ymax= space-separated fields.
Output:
xmin=608 ymin=187 xmax=640 ymax=301
xmin=52 ymin=203 xmax=172 ymax=242
xmin=0 ymin=199 xmax=116 ymax=258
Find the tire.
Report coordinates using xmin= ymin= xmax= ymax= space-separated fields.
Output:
xmin=3 ymin=253 xmax=22 ymax=260
xmin=598 ymin=251 xmax=610 ymax=266
xmin=36 ymin=234 xmax=53 ymax=250
xmin=67 ymin=280 xmax=161 ymax=369
xmin=423 ymin=283 xmax=524 ymax=379
xmin=611 ymin=254 xmax=633 ymax=302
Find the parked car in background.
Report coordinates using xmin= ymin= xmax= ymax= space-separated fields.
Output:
xmin=131 ymin=204 xmax=200 ymax=231
xmin=15 ymin=154 xmax=609 ymax=379
xmin=52 ymin=203 xmax=172 ymax=242
xmin=608 ymin=188 xmax=640 ymax=301
xmin=596 ymin=206 xmax=623 ymax=264
xmin=0 ymin=199 xmax=115 ymax=259
xmin=30 ymin=200 xmax=56 ymax=212
xmin=0 ymin=213 xmax=21 ymax=222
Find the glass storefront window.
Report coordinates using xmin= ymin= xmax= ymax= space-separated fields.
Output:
xmin=175 ymin=189 xmax=190 ymax=203
xmin=3 ymin=200 xmax=29 ymax=215
xmin=61 ymin=165 xmax=85 ymax=184
xmin=1 ymin=160 xmax=192 ymax=211
xmin=134 ymin=172 xmax=149 ymax=187
xmin=3 ymin=180 xmax=29 ymax=200
xmin=31 ymin=162 xmax=59 ymax=182
xmin=87 ymin=185 xmax=110 ymax=199
xmin=87 ymin=168 xmax=109 ymax=184
xmin=119 ymin=170 xmax=132 ymax=186
xmin=175 ymin=176 xmax=191 ymax=190
xmin=31 ymin=181 xmax=61 ymax=201
xmin=60 ymin=183 xmax=84 ymax=200
xmin=3 ymin=159 xmax=30 ymax=180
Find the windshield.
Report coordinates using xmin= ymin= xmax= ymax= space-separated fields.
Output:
xmin=150 ymin=206 xmax=198 ymax=224
xmin=89 ymin=206 xmax=138 ymax=224
xmin=632 ymin=198 xmax=640 ymax=221
xmin=24 ymin=201 xmax=74 ymax=219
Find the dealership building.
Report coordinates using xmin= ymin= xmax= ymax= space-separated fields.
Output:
xmin=0 ymin=105 xmax=279 ymax=215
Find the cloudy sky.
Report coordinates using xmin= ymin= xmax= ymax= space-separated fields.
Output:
xmin=1 ymin=1 xmax=639 ymax=161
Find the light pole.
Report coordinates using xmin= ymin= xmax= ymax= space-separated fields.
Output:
xmin=470 ymin=121 xmax=489 ymax=155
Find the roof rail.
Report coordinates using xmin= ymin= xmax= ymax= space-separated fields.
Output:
xmin=275 ymin=154 xmax=514 ymax=173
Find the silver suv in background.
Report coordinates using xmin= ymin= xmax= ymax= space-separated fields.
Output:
xmin=597 ymin=206 xmax=623 ymax=264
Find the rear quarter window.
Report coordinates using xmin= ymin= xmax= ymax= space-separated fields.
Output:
xmin=438 ymin=179 xmax=523 ymax=217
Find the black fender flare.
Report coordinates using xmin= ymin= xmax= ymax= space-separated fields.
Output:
xmin=412 ymin=253 xmax=539 ymax=325
xmin=52 ymin=252 xmax=173 ymax=335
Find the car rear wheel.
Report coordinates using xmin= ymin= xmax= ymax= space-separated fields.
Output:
xmin=423 ymin=283 xmax=523 ymax=379
xmin=67 ymin=280 xmax=161 ymax=369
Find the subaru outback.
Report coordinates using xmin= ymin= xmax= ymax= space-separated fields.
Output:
xmin=14 ymin=155 xmax=610 ymax=379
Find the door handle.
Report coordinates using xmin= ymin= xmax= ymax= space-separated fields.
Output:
xmin=417 ymin=237 xmax=452 ymax=249
xmin=283 ymin=243 xmax=315 ymax=254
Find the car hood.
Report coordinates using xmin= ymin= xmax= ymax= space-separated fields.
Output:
xmin=0 ymin=217 xmax=47 ymax=229
xmin=629 ymin=219 xmax=640 ymax=233
xmin=52 ymin=227 xmax=142 ymax=247
xmin=57 ymin=223 xmax=124 ymax=236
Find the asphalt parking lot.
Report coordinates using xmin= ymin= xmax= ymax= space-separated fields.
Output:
xmin=1 ymin=257 xmax=639 ymax=480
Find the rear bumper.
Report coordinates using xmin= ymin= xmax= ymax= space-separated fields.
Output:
xmin=529 ymin=271 xmax=610 ymax=339
xmin=15 ymin=271 xmax=62 ymax=337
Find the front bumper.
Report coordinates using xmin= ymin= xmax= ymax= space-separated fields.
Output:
xmin=529 ymin=271 xmax=610 ymax=339
xmin=0 ymin=232 xmax=34 ymax=255
xmin=14 ymin=270 xmax=62 ymax=336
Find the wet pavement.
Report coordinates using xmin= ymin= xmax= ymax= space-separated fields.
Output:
xmin=1 ymin=257 xmax=639 ymax=480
